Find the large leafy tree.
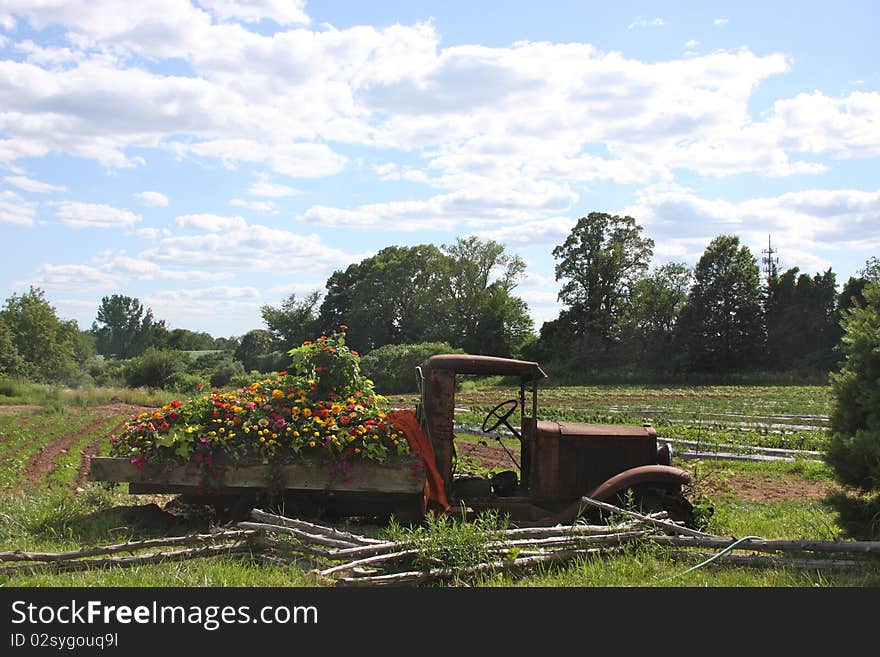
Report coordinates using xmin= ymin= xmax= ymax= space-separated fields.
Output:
xmin=234 ymin=329 xmax=278 ymax=372
xmin=765 ymin=268 xmax=840 ymax=370
xmin=318 ymin=245 xmax=448 ymax=352
xmin=261 ymin=291 xmax=321 ymax=353
xmin=317 ymin=239 xmax=531 ymax=356
xmin=676 ymin=235 xmax=765 ymax=372
xmin=0 ymin=287 xmax=81 ymax=381
xmin=440 ymin=236 xmax=532 ymax=356
xmin=0 ymin=314 xmax=24 ymax=377
xmin=621 ymin=262 xmax=692 ymax=369
xmin=91 ymin=294 xmax=166 ymax=359
xmin=550 ymin=212 xmax=654 ymax=359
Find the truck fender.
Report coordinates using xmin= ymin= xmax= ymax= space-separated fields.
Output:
xmin=586 ymin=464 xmax=692 ymax=502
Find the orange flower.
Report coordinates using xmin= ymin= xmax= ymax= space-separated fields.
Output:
xmin=302 ymin=340 xmax=312 ymax=345
xmin=339 ymin=324 xmax=349 ymax=330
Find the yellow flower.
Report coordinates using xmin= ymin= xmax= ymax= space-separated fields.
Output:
xmin=331 ymin=404 xmax=342 ymax=415
xmin=309 ymin=441 xmax=316 ymax=447
xmin=302 ymin=408 xmax=312 ymax=417
xmin=272 ymin=389 xmax=283 ymax=398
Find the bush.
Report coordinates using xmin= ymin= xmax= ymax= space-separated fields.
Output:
xmin=360 ymin=342 xmax=463 ymax=394
xmin=209 ymin=359 xmax=245 ymax=388
xmin=123 ymin=348 xmax=186 ymax=389
xmin=825 ymin=281 xmax=880 ymax=536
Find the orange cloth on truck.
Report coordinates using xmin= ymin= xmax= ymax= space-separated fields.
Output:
xmin=387 ymin=409 xmax=450 ymax=514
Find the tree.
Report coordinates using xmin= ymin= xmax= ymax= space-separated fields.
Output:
xmin=676 ymin=235 xmax=764 ymax=372
xmin=166 ymin=328 xmax=216 ymax=351
xmin=234 ymin=329 xmax=277 ymax=372
xmin=318 ymin=245 xmax=449 ymax=352
xmin=0 ymin=314 xmax=24 ymax=377
xmin=91 ymin=294 xmax=166 ymax=359
xmin=550 ymin=212 xmax=654 ymax=361
xmin=621 ymin=262 xmax=691 ymax=369
xmin=824 ymin=281 xmax=880 ymax=537
xmin=440 ymin=236 xmax=532 ymax=356
xmin=261 ymin=291 xmax=321 ymax=352
xmin=0 ymin=287 xmax=79 ymax=382
xmin=765 ymin=268 xmax=841 ymax=371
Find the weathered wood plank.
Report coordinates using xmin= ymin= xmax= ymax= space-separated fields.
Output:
xmin=88 ymin=456 xmax=426 ymax=494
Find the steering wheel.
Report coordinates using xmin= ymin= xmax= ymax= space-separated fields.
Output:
xmin=481 ymin=399 xmax=519 ymax=435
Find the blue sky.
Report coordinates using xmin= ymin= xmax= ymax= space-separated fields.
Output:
xmin=1 ymin=1 xmax=878 ymax=338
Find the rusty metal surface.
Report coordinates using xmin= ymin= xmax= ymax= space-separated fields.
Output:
xmin=586 ymin=464 xmax=692 ymax=501
xmin=421 ymin=354 xmax=547 ymax=381
xmin=528 ymin=421 xmax=660 ymax=499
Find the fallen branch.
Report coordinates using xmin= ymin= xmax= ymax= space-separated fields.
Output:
xmin=0 ymin=530 xmax=256 ymax=563
xmin=651 ymin=535 xmax=880 ymax=557
xmin=249 ymin=510 xmax=383 ymax=545
xmin=668 ymin=550 xmax=872 ymax=571
xmin=577 ymin=496 xmax=713 ymax=538
xmin=0 ymin=541 xmax=253 ymax=576
xmin=236 ymin=521 xmax=359 ymax=549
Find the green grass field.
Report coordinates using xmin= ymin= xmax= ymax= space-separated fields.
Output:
xmin=1 ymin=382 xmax=878 ymax=587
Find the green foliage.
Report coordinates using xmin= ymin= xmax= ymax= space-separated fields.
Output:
xmin=383 ymin=510 xmax=508 ymax=582
xmin=551 ymin=212 xmax=654 ymax=357
xmin=316 ymin=238 xmax=532 ymax=357
xmin=826 ymin=281 xmax=880 ymax=498
xmin=234 ymin=329 xmax=276 ymax=372
xmin=0 ymin=314 xmax=24 ymax=377
xmin=91 ymin=294 xmax=167 ymax=359
xmin=123 ymin=348 xmax=187 ymax=388
xmin=676 ymin=235 xmax=765 ymax=372
xmin=359 ymin=342 xmax=464 ymax=394
xmin=1 ymin=286 xmax=82 ymax=383
xmin=620 ymin=262 xmax=692 ymax=369
xmin=766 ymin=268 xmax=841 ymax=371
xmin=261 ymin=291 xmax=321 ymax=353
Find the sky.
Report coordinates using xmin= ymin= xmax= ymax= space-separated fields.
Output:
xmin=0 ymin=0 xmax=878 ymax=339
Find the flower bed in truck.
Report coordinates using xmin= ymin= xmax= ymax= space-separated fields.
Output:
xmin=89 ymin=329 xmax=426 ymax=499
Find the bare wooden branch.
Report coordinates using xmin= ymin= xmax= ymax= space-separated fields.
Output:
xmin=335 ymin=546 xmax=625 ymax=586
xmin=578 ymin=496 xmax=714 ymax=538
xmin=249 ymin=509 xmax=383 ymax=545
xmin=318 ymin=548 xmax=423 ymax=576
xmin=651 ymin=535 xmax=880 ymax=556
xmin=669 ymin=550 xmax=872 ymax=571
xmin=0 ymin=541 xmax=253 ymax=576
xmin=235 ymin=521 xmax=358 ymax=549
xmin=0 ymin=530 xmax=256 ymax=563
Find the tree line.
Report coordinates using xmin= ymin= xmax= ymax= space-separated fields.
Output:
xmin=0 ymin=216 xmax=876 ymax=391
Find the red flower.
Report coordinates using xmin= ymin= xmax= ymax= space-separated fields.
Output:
xmin=170 ymin=400 xmax=182 ymax=408
xmin=278 ymin=370 xmax=288 ymax=376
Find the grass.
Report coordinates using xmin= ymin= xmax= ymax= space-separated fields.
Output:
xmin=0 ymin=377 xmax=176 ymax=409
xmin=1 ymin=381 xmax=878 ymax=587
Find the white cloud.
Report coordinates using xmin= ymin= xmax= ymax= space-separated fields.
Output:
xmin=144 ymin=217 xmax=369 ymax=274
xmin=469 ymin=216 xmax=577 ymax=245
xmin=199 ymin=0 xmax=310 ymax=26
xmin=684 ymin=40 xmax=700 ymax=48
xmin=175 ymin=213 xmax=248 ymax=232
xmin=305 ymin=180 xmax=579 ymax=231
xmin=54 ymin=201 xmax=141 ymax=228
xmin=4 ymin=175 xmax=66 ymax=193
xmin=0 ymin=189 xmax=35 ymax=225
xmin=622 ymin=186 xmax=880 ymax=261
xmin=248 ymin=181 xmax=299 ymax=197
xmin=134 ymin=191 xmax=169 ymax=207
xmin=628 ymin=17 xmax=665 ymax=29
xmin=714 ymin=18 xmax=729 ymax=25
xmin=134 ymin=227 xmax=170 ymax=240
xmin=230 ymin=198 xmax=278 ymax=213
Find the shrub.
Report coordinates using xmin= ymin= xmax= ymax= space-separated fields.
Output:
xmin=825 ymin=281 xmax=880 ymax=537
xmin=360 ymin=342 xmax=463 ymax=394
xmin=123 ymin=348 xmax=186 ymax=389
